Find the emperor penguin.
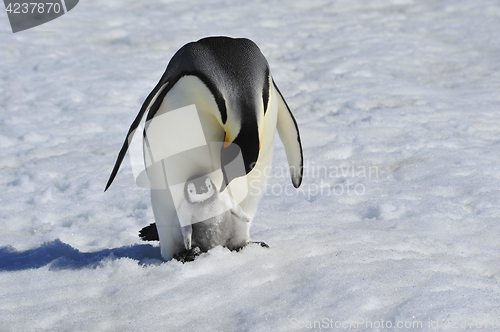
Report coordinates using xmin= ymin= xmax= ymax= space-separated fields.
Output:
xmin=105 ymin=36 xmax=303 ymax=261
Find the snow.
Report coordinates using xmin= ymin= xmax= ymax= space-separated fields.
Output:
xmin=1 ymin=0 xmax=500 ymax=330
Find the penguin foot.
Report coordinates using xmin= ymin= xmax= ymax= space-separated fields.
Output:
xmin=173 ymin=246 xmax=201 ymax=263
xmin=250 ymin=241 xmax=269 ymax=248
xmin=232 ymin=241 xmax=269 ymax=252
xmin=139 ymin=223 xmax=159 ymax=241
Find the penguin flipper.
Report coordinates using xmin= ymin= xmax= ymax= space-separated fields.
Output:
xmin=274 ymin=80 xmax=303 ymax=188
xmin=139 ymin=223 xmax=159 ymax=241
xmin=104 ymin=80 xmax=169 ymax=192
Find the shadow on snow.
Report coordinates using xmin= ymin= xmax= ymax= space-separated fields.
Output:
xmin=0 ymin=239 xmax=164 ymax=271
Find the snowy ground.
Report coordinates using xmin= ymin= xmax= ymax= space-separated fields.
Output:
xmin=1 ymin=0 xmax=500 ymax=331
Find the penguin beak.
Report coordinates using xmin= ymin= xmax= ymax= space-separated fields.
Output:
xmin=199 ymin=184 xmax=207 ymax=194
xmin=220 ymin=126 xmax=260 ymax=189
xmin=224 ymin=133 xmax=231 ymax=148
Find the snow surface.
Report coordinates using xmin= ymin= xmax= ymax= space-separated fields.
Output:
xmin=1 ymin=0 xmax=500 ymax=331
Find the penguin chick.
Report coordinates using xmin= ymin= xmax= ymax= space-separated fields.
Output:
xmin=178 ymin=176 xmax=251 ymax=253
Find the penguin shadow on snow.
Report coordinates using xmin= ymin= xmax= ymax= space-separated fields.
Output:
xmin=0 ymin=239 xmax=164 ymax=271
xmin=0 ymin=238 xmax=269 ymax=271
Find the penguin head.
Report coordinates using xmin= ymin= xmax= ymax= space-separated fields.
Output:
xmin=185 ymin=176 xmax=217 ymax=203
